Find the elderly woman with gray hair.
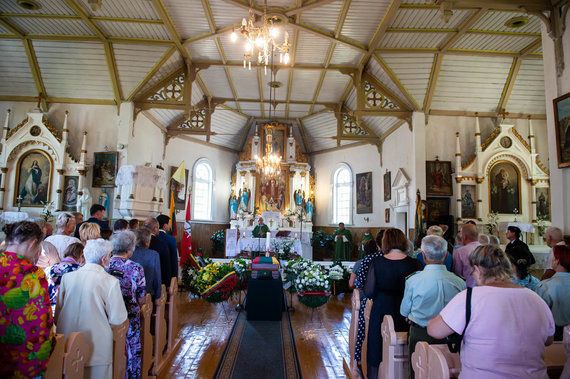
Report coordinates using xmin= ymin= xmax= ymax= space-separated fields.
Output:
xmin=428 ymin=245 xmax=555 ymax=378
xmin=56 ymin=238 xmax=127 ymax=379
xmin=45 ymin=212 xmax=81 ymax=259
xmin=107 ymin=230 xmax=146 ymax=379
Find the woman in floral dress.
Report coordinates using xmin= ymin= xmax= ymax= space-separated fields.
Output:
xmin=108 ymin=231 xmax=146 ymax=379
xmin=46 ymin=242 xmax=84 ymax=314
xmin=0 ymin=221 xmax=54 ymax=378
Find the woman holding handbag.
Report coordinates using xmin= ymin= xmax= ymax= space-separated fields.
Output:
xmin=428 ymin=245 xmax=555 ymax=378
xmin=366 ymin=228 xmax=422 ymax=379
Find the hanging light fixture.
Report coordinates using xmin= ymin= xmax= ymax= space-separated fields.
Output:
xmin=254 ymin=45 xmax=281 ymax=178
xmin=231 ymin=0 xmax=291 ymax=71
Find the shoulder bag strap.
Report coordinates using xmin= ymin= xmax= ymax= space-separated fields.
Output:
xmin=461 ymin=287 xmax=473 ymax=338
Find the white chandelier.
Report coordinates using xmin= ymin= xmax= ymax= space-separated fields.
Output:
xmin=231 ymin=0 xmax=291 ymax=70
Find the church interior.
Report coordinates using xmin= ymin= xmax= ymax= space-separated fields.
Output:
xmin=1 ymin=0 xmax=569 ymax=377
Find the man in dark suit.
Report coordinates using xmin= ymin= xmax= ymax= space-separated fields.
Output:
xmin=505 ymin=226 xmax=535 ymax=265
xmin=74 ymin=204 xmax=110 ymax=238
xmin=156 ymin=214 xmax=179 ymax=280
xmin=143 ymin=218 xmax=173 ymax=288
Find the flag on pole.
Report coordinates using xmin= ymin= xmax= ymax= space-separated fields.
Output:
xmin=414 ymin=190 xmax=425 ymax=247
xmin=169 ymin=162 xmax=186 ymax=237
xmin=180 ymin=189 xmax=192 ymax=266
xmin=169 ymin=191 xmax=177 ymax=237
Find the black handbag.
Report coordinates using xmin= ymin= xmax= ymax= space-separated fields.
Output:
xmin=363 ymin=259 xmax=376 ymax=298
xmin=447 ymin=287 xmax=473 ymax=353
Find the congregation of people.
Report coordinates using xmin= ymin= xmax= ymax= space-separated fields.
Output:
xmin=350 ymin=223 xmax=570 ymax=379
xmin=0 ymin=205 xmax=179 ymax=379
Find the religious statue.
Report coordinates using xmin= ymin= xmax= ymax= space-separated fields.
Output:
xmin=358 ymin=229 xmax=373 ymax=260
xmin=98 ymin=189 xmax=109 ymax=219
xmin=239 ymin=188 xmax=250 ymax=211
xmin=229 ymin=195 xmax=238 ymax=219
xmin=294 ymin=189 xmax=305 ymax=209
xmin=252 ymin=217 xmax=270 ymax=238
xmin=76 ymin=188 xmax=92 ymax=220
xmin=305 ymin=197 xmax=314 ymax=220
xmin=333 ymin=222 xmax=352 ymax=261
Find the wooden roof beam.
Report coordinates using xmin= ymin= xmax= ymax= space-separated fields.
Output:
xmin=22 ymin=39 xmax=47 ymax=103
xmin=257 ymin=68 xmax=265 ymax=118
xmin=127 ymin=46 xmax=176 ymax=101
xmin=296 ymin=118 xmax=312 ymax=154
xmin=440 ymin=8 xmax=488 ymax=52
xmin=423 ymin=53 xmax=443 ymax=113
xmin=289 ymin=23 xmax=366 ymax=53
xmin=285 ymin=0 xmax=339 ymax=16
xmin=239 ymin=116 xmax=255 ymax=151
xmin=376 ymin=47 xmax=543 ymax=59
xmin=496 ymin=57 xmax=522 ymax=114
xmin=428 ymin=0 xmax=551 ymax=12
xmin=372 ymin=55 xmax=420 ymax=110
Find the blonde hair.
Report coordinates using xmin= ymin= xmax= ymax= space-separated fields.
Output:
xmin=79 ymin=222 xmax=101 ymax=243
xmin=469 ymin=245 xmax=513 ymax=283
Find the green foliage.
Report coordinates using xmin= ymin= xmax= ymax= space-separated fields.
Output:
xmin=210 ymin=229 xmax=225 ymax=253
xmin=310 ymin=228 xmax=334 ymax=250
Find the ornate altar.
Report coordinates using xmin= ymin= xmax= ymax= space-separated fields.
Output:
xmin=0 ymin=109 xmax=87 ymax=214
xmin=455 ymin=117 xmax=550 ymax=241
xmin=229 ymin=121 xmax=314 ymax=258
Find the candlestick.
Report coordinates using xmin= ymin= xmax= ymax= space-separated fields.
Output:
xmin=266 ymin=232 xmax=271 ymax=250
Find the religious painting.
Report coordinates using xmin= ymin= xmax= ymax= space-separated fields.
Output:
xmin=500 ymin=136 xmax=512 ymax=149
xmin=553 ymin=92 xmax=570 ymax=168
xmin=62 ymin=176 xmax=79 ymax=211
xmin=385 ymin=208 xmax=390 ymax=223
xmin=383 ymin=171 xmax=391 ymax=201
xmin=169 ymin=166 xmax=189 ymax=210
xmin=489 ymin=161 xmax=521 ymax=214
xmin=356 ymin=172 xmax=372 ymax=214
xmin=461 ymin=185 xmax=477 ymax=219
xmin=92 ymin=152 xmax=118 ymax=188
xmin=426 ymin=161 xmax=452 ymax=196
xmin=426 ymin=197 xmax=450 ymax=225
xmin=259 ymin=169 xmax=287 ymax=212
xmin=14 ymin=150 xmax=52 ymax=207
xmin=536 ymin=187 xmax=550 ymax=220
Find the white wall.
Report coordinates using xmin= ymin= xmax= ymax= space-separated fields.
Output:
xmin=542 ymin=10 xmax=570 ymax=233
xmin=311 ymin=123 xmax=415 ymax=229
xmin=163 ymin=136 xmax=237 ymax=223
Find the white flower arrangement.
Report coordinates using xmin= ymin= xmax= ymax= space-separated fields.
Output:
xmin=327 ymin=265 xmax=344 ymax=280
xmin=232 ymin=258 xmax=249 ymax=275
xmin=294 ymin=263 xmax=331 ymax=293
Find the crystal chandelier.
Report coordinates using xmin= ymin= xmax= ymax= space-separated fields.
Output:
xmin=254 ymin=46 xmax=282 ymax=178
xmin=231 ymin=0 xmax=291 ymax=70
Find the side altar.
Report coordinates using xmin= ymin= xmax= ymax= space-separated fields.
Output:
xmin=227 ymin=121 xmax=314 ymax=258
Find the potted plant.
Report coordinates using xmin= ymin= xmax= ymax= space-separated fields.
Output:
xmin=210 ymin=229 xmax=225 ymax=256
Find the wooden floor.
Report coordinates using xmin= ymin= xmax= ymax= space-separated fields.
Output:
xmin=164 ymin=291 xmax=352 ymax=379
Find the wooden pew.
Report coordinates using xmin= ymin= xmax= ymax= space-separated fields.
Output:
xmin=361 ymin=299 xmax=373 ymax=379
xmin=545 ymin=340 xmax=567 ymax=378
xmin=427 ymin=344 xmax=461 ymax=379
xmin=111 ymin=319 xmax=129 ymax=379
xmin=151 ymin=284 xmax=168 ymax=376
xmin=167 ymin=277 xmax=179 ymax=351
xmin=379 ymin=314 xmax=408 ymax=379
xmin=343 ymin=290 xmax=362 ymax=378
xmin=140 ymin=294 xmax=153 ymax=379
xmin=45 ymin=334 xmax=65 ymax=379
xmin=562 ymin=325 xmax=570 ymax=378
xmin=63 ymin=332 xmax=89 ymax=379
xmin=411 ymin=341 xmax=429 ymax=379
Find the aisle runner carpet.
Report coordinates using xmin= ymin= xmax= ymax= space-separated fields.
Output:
xmin=213 ymin=310 xmax=302 ymax=379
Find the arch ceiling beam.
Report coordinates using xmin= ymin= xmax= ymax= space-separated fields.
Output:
xmin=126 ymin=46 xmax=177 ymax=101
xmin=201 ymin=0 xmax=243 ymax=113
xmin=373 ymin=54 xmax=420 ymax=111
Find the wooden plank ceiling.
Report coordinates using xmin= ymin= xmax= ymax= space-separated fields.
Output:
xmin=0 ymin=0 xmax=549 ymax=152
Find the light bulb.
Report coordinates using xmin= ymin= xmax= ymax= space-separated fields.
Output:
xmin=245 ymin=42 xmax=252 ymax=52
xmin=231 ymin=31 xmax=237 ymax=42
xmin=283 ymin=52 xmax=290 ymax=65
xmin=242 ymin=18 xmax=247 ymax=27
xmin=284 ymin=31 xmax=289 ymax=41
xmin=256 ymin=37 xmax=263 ymax=47
xmin=271 ymin=27 xmax=278 ymax=38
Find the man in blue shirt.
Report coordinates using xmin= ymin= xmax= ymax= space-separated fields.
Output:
xmin=74 ymin=204 xmax=110 ymax=238
xmin=156 ymin=214 xmax=179 ymax=281
xmin=400 ymin=235 xmax=466 ymax=378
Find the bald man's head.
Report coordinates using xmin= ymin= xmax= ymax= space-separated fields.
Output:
xmin=460 ymin=223 xmax=478 ymax=243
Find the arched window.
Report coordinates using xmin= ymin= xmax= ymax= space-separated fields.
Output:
xmin=333 ymin=164 xmax=352 ymax=224
xmin=192 ymin=160 xmax=213 ymax=220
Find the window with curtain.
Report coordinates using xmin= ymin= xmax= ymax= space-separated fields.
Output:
xmin=333 ymin=165 xmax=352 ymax=224
xmin=193 ymin=160 xmax=213 ymax=220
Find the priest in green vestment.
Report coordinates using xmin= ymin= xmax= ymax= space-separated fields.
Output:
xmin=252 ymin=217 xmax=270 ymax=238
xmin=358 ymin=229 xmax=373 ymax=259
xmin=333 ymin=222 xmax=352 ymax=261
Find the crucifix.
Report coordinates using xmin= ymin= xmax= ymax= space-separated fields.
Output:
xmin=16 ymin=195 xmax=23 ymax=212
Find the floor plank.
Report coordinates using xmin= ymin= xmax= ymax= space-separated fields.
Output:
xmin=163 ymin=291 xmax=352 ymax=379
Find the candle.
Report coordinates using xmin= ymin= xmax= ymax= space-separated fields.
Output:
xmin=266 ymin=232 xmax=271 ymax=250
